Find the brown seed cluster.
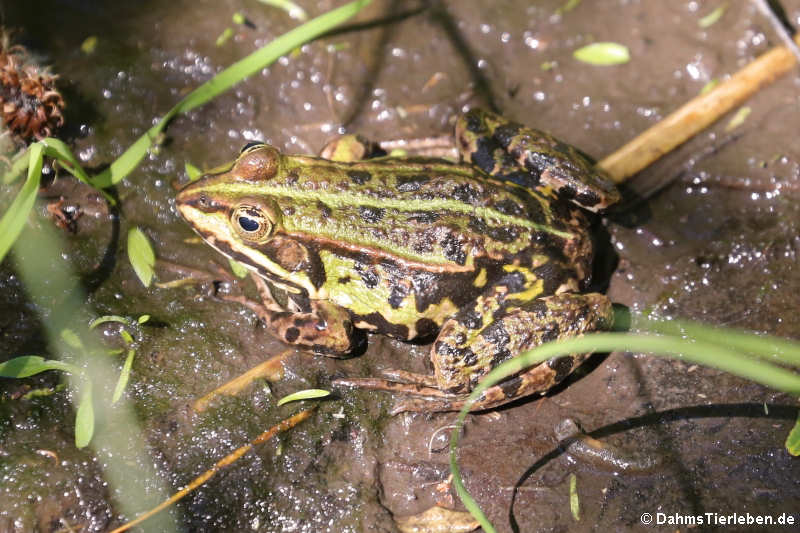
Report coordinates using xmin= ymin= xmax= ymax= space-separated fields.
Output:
xmin=0 ymin=36 xmax=64 ymax=141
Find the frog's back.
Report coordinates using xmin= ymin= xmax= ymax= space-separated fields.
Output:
xmin=274 ymin=154 xmax=581 ymax=272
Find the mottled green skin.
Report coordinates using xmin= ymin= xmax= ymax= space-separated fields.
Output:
xmin=176 ymin=110 xmax=618 ymax=411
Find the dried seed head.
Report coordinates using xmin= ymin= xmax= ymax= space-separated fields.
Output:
xmin=0 ymin=32 xmax=65 ymax=141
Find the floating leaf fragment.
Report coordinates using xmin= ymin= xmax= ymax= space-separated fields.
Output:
xmin=700 ymin=78 xmax=719 ymax=95
xmin=185 ymin=162 xmax=202 ymax=181
xmin=573 ymin=42 xmax=630 ymax=66
xmin=569 ymin=473 xmax=580 ymax=521
xmin=277 ymin=388 xmax=330 ymax=406
xmin=81 ymin=36 xmax=98 ymax=54
xmin=74 ymin=384 xmax=94 ymax=448
xmin=725 ymin=106 xmax=751 ymax=131
xmin=787 ymin=412 xmax=800 ymax=456
xmin=216 ymin=27 xmax=234 ymax=47
xmin=699 ymin=3 xmax=727 ymax=28
xmin=127 ymin=227 xmax=156 ymax=287
xmin=233 ymin=12 xmax=246 ymax=25
xmin=556 ymin=0 xmax=582 ymax=15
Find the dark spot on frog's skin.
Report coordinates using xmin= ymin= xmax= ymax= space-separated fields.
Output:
xmin=317 ymin=201 xmax=332 ymax=219
xmin=397 ymin=174 xmax=429 ymax=192
xmin=388 ymin=285 xmax=406 ymax=309
xmin=359 ymin=206 xmax=385 ymax=223
xmin=497 ymin=169 xmax=539 ymax=189
xmin=557 ymin=184 xmax=577 ymax=200
xmin=462 ymin=350 xmax=478 ymax=367
xmin=576 ymin=190 xmax=601 ymax=207
xmin=283 ymin=206 xmax=295 ymax=216
xmin=492 ymin=123 xmax=522 ymax=148
xmin=499 ymin=375 xmax=523 ymax=398
xmin=533 ymin=262 xmax=565 ymax=295
xmin=487 ymin=225 xmax=521 ymax=243
xmin=493 ymin=198 xmax=524 ymax=217
xmin=499 ymin=271 xmax=527 ymax=293
xmin=491 ymin=348 xmax=513 ymax=368
xmin=471 ymin=137 xmax=498 ymax=174
xmin=406 ymin=211 xmax=440 ymax=224
xmin=464 ymin=111 xmax=485 ymax=133
xmin=285 ymin=171 xmax=299 ymax=185
xmin=284 ymin=327 xmax=300 ymax=343
xmin=468 ymin=216 xmax=487 ymax=234
xmin=354 ymin=262 xmax=379 ymax=289
xmin=548 ymin=355 xmax=574 ymax=383
xmin=412 ymin=239 xmax=433 ymax=255
xmin=526 ymin=299 xmax=548 ymax=319
xmin=440 ymin=233 xmax=466 ymax=265
xmin=414 ymin=318 xmax=438 ymax=338
xmin=452 ymin=183 xmax=480 ymax=205
xmin=458 ymin=309 xmax=483 ymax=330
xmin=542 ymin=322 xmax=560 ymax=343
xmin=482 ymin=320 xmax=510 ymax=348
xmin=348 ymin=170 xmax=372 ymax=185
xmin=338 ymin=276 xmax=351 ymax=284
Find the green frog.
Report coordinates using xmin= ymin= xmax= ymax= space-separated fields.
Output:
xmin=175 ymin=109 xmax=619 ymax=412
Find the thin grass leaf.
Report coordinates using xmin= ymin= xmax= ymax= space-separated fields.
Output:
xmin=573 ymin=42 xmax=630 ymax=66
xmin=700 ymin=79 xmax=719 ymax=95
xmin=638 ymin=317 xmax=800 ymax=367
xmin=90 ymin=0 xmax=370 ymax=189
xmin=0 ymin=143 xmax=43 ymax=263
xmin=277 ymin=388 xmax=330 ymax=406
xmin=256 ymin=0 xmax=308 ymax=21
xmin=699 ymin=3 xmax=727 ymax=28
xmin=0 ymin=355 xmax=78 ymax=378
xmin=228 ymin=257 xmax=249 ymax=278
xmin=60 ymin=328 xmax=84 ymax=350
xmin=216 ymin=27 xmax=234 ymax=47
xmin=2 ymin=147 xmax=30 ymax=184
xmin=112 ymin=349 xmax=136 ymax=403
xmin=74 ymin=382 xmax=94 ymax=448
xmin=786 ymin=412 xmax=800 ymax=456
xmin=127 ymin=227 xmax=156 ymax=287
xmin=449 ymin=330 xmax=800 ymax=532
xmin=89 ymin=315 xmax=132 ymax=329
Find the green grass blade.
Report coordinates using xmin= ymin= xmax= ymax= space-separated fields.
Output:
xmin=2 ymin=147 xmax=30 ymax=184
xmin=0 ymin=143 xmax=44 ymax=263
xmin=112 ymin=349 xmax=136 ymax=403
xmin=636 ymin=317 xmax=800 ymax=367
xmin=449 ymin=331 xmax=800 ymax=532
xmin=0 ymin=355 xmax=78 ymax=378
xmin=90 ymin=0 xmax=371 ymax=188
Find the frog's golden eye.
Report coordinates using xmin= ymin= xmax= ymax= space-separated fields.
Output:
xmin=231 ymin=205 xmax=274 ymax=242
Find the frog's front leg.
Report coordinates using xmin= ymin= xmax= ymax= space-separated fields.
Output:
xmin=401 ymin=291 xmax=613 ymax=412
xmin=225 ymin=273 xmax=359 ymax=356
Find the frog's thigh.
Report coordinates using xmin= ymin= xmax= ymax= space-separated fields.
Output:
xmin=433 ymin=292 xmax=613 ymax=396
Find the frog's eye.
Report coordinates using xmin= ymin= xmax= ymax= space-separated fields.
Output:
xmin=231 ymin=205 xmax=274 ymax=242
xmin=240 ymin=141 xmax=266 ymax=154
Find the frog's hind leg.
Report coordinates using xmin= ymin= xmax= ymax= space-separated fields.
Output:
xmin=455 ymin=108 xmax=620 ymax=211
xmin=419 ymin=291 xmax=614 ymax=413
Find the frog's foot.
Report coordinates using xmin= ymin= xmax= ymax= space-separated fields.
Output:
xmin=455 ymin=108 xmax=620 ymax=211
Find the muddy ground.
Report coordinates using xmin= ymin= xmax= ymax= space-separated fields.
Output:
xmin=1 ymin=0 xmax=799 ymax=531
